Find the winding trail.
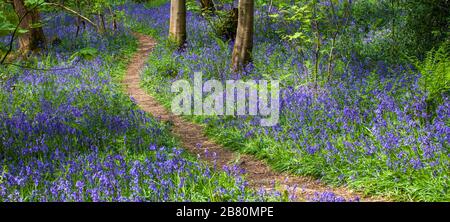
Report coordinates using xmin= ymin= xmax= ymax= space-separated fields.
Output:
xmin=123 ymin=33 xmax=385 ymax=202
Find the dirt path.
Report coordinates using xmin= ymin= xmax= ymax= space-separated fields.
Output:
xmin=123 ymin=33 xmax=385 ymax=202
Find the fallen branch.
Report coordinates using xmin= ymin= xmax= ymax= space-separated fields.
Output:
xmin=45 ymin=2 xmax=100 ymax=32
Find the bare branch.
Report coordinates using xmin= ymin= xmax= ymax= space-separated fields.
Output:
xmin=45 ymin=2 xmax=99 ymax=32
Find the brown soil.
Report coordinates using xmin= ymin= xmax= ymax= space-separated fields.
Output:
xmin=123 ymin=33 xmax=387 ymax=202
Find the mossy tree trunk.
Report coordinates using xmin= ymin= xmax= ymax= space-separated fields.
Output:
xmin=13 ymin=0 xmax=46 ymax=53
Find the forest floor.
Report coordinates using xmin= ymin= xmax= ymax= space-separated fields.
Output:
xmin=123 ymin=33 xmax=387 ymax=202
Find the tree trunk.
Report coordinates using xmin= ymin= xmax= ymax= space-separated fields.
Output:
xmin=100 ymin=14 xmax=107 ymax=32
xmin=12 ymin=0 xmax=46 ymax=53
xmin=200 ymin=0 xmax=215 ymax=14
xmin=169 ymin=0 xmax=187 ymax=48
xmin=231 ymin=0 xmax=254 ymax=71
xmin=97 ymin=13 xmax=106 ymax=33
xmin=109 ymin=7 xmax=118 ymax=31
xmin=75 ymin=17 xmax=81 ymax=37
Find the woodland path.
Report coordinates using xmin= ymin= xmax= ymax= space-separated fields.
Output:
xmin=123 ymin=33 xmax=385 ymax=202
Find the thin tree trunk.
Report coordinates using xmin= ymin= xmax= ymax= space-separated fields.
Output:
xmin=97 ymin=13 xmax=105 ymax=33
xmin=268 ymin=0 xmax=273 ymax=14
xmin=169 ymin=0 xmax=187 ymax=48
xmin=75 ymin=0 xmax=81 ymax=37
xmin=76 ymin=16 xmax=81 ymax=37
xmin=314 ymin=24 xmax=321 ymax=85
xmin=100 ymin=14 xmax=107 ymax=32
xmin=327 ymin=36 xmax=336 ymax=81
xmin=12 ymin=0 xmax=46 ymax=53
xmin=109 ymin=7 xmax=117 ymax=31
xmin=312 ymin=2 xmax=321 ymax=85
xmin=231 ymin=0 xmax=254 ymax=71
xmin=112 ymin=15 xmax=118 ymax=31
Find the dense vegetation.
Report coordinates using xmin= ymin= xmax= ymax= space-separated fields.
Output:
xmin=0 ymin=0 xmax=449 ymax=202
xmin=0 ymin=1 xmax=287 ymax=202
xmin=128 ymin=1 xmax=448 ymax=201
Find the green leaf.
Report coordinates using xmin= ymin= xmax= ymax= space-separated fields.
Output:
xmin=69 ymin=47 xmax=98 ymax=62
xmin=24 ymin=0 xmax=45 ymax=7
xmin=29 ymin=22 xmax=44 ymax=29
xmin=288 ymin=32 xmax=303 ymax=41
xmin=212 ymin=36 xmax=230 ymax=52
xmin=269 ymin=14 xmax=279 ymax=18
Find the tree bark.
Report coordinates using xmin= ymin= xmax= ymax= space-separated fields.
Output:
xmin=12 ymin=0 xmax=46 ymax=53
xmin=231 ymin=0 xmax=254 ymax=71
xmin=169 ymin=0 xmax=187 ymax=48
